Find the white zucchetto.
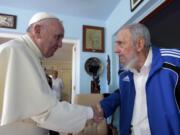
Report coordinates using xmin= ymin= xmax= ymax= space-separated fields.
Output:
xmin=28 ymin=12 xmax=58 ymax=27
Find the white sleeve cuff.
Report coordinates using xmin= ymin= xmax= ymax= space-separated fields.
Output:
xmin=86 ymin=107 xmax=93 ymax=119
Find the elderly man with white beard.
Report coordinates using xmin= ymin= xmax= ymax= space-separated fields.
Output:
xmin=93 ymin=23 xmax=180 ymax=135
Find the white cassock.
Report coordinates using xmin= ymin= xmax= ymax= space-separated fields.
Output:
xmin=0 ymin=34 xmax=93 ymax=135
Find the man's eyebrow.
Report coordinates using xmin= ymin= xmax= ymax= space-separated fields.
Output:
xmin=115 ymin=41 xmax=122 ymax=44
xmin=57 ymin=34 xmax=64 ymax=38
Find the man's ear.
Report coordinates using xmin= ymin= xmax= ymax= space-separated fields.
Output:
xmin=135 ymin=37 xmax=145 ymax=52
xmin=33 ymin=24 xmax=41 ymax=38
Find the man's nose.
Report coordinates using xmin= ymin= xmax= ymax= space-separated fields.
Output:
xmin=114 ymin=45 xmax=120 ymax=53
xmin=58 ymin=40 xmax=63 ymax=48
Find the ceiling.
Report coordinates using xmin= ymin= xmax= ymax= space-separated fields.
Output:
xmin=1 ymin=0 xmax=121 ymax=20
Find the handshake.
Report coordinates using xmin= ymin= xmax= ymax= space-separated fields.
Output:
xmin=91 ymin=104 xmax=104 ymax=123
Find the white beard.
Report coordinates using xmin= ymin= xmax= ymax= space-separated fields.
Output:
xmin=122 ymin=52 xmax=138 ymax=71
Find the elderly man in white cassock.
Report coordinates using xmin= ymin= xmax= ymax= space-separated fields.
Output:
xmin=0 ymin=12 xmax=94 ymax=135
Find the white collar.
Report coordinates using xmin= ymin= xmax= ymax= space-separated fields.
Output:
xmin=21 ymin=34 xmax=43 ymax=60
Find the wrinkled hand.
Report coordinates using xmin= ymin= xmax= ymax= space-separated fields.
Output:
xmin=92 ymin=103 xmax=104 ymax=123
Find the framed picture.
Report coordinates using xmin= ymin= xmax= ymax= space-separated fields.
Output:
xmin=83 ymin=25 xmax=104 ymax=53
xmin=0 ymin=13 xmax=17 ymax=29
xmin=130 ymin=0 xmax=144 ymax=11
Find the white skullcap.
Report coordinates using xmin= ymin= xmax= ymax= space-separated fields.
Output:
xmin=28 ymin=12 xmax=58 ymax=27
